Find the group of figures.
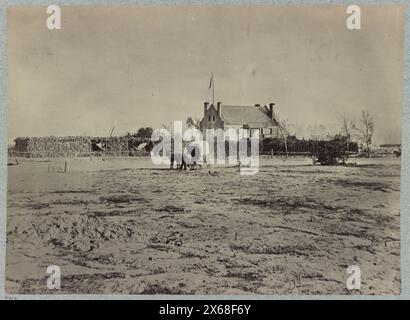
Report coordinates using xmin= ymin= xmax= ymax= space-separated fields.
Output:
xmin=169 ymin=150 xmax=200 ymax=171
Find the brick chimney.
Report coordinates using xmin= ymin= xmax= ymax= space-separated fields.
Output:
xmin=269 ymin=103 xmax=275 ymax=120
xmin=204 ymin=102 xmax=209 ymax=114
xmin=217 ymin=101 xmax=222 ymax=116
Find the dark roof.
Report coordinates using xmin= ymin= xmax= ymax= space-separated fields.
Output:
xmin=220 ymin=105 xmax=278 ymax=127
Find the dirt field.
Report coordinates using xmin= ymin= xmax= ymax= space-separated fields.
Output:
xmin=6 ymin=157 xmax=401 ymax=295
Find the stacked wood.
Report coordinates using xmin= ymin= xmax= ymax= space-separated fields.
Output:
xmin=13 ymin=138 xmax=30 ymax=154
xmin=14 ymin=136 xmax=92 ymax=158
xmin=12 ymin=136 xmax=153 ymax=158
xmin=91 ymin=137 xmax=129 ymax=156
xmin=127 ymin=137 xmax=152 ymax=154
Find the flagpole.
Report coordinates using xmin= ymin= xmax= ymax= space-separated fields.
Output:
xmin=212 ymin=72 xmax=215 ymax=105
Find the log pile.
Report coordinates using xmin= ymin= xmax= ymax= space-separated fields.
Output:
xmin=14 ymin=136 xmax=92 ymax=158
xmin=12 ymin=136 xmax=152 ymax=158
xmin=127 ymin=137 xmax=152 ymax=153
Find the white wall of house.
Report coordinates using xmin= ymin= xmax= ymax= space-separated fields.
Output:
xmin=223 ymin=125 xmax=279 ymax=138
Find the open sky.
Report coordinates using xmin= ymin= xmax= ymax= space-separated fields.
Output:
xmin=7 ymin=5 xmax=405 ymax=144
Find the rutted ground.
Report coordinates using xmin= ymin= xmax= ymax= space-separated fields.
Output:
xmin=6 ymin=158 xmax=400 ymax=294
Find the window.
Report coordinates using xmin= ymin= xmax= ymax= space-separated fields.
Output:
xmin=213 ymin=116 xmax=215 ymax=121
xmin=208 ymin=116 xmax=211 ymax=122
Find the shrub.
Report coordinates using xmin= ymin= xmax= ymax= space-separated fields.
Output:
xmin=259 ymin=136 xmax=357 ymax=155
xmin=311 ymin=135 xmax=350 ymax=165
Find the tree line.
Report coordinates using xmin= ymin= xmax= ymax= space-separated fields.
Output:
xmin=130 ymin=110 xmax=374 ymax=164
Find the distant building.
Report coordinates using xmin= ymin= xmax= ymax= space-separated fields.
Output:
xmin=378 ymin=144 xmax=401 ymax=157
xmin=199 ymin=102 xmax=280 ymax=138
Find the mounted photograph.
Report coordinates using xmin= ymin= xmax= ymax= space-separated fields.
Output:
xmin=6 ymin=4 xmax=404 ymax=295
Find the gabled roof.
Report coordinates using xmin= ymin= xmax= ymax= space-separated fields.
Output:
xmin=220 ymin=105 xmax=278 ymax=127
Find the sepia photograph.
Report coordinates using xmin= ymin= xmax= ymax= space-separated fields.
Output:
xmin=5 ymin=4 xmax=404 ymax=295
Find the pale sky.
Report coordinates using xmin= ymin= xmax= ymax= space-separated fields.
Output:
xmin=7 ymin=5 xmax=405 ymax=144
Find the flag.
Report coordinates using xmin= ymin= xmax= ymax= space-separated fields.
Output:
xmin=208 ymin=73 xmax=213 ymax=91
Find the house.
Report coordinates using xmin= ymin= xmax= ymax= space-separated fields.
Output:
xmin=199 ymin=101 xmax=280 ymax=138
xmin=378 ymin=144 xmax=401 ymax=157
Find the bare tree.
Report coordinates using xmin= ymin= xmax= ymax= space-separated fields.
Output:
xmin=308 ymin=124 xmax=328 ymax=141
xmin=186 ymin=117 xmax=200 ymax=129
xmin=353 ymin=110 xmax=374 ymax=158
xmin=276 ymin=116 xmax=290 ymax=158
xmin=161 ymin=122 xmax=173 ymax=132
xmin=339 ymin=114 xmax=354 ymax=152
